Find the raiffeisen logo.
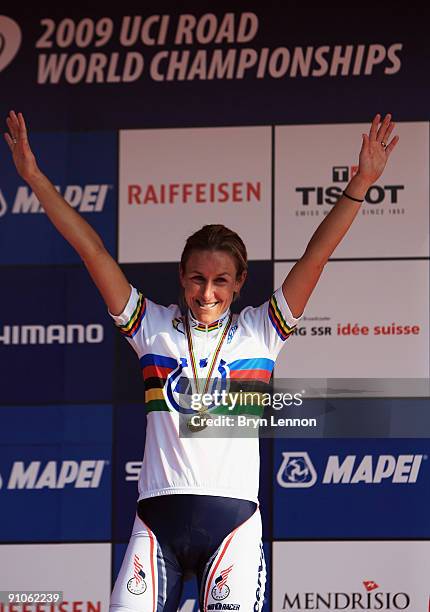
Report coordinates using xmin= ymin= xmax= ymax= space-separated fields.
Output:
xmin=277 ymin=452 xmax=425 ymax=488
xmin=0 ymin=184 xmax=111 ymax=218
xmin=127 ymin=181 xmax=262 ymax=205
xmin=295 ymin=165 xmax=404 ymax=216
xmin=282 ymin=580 xmax=411 ymax=610
xmin=0 ymin=460 xmax=108 ymax=490
xmin=0 ymin=16 xmax=22 ymax=73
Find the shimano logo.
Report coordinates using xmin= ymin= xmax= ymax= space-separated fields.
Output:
xmin=0 ymin=184 xmax=110 ymax=217
xmin=277 ymin=453 xmax=425 ymax=488
xmin=0 ymin=460 xmax=107 ymax=490
xmin=0 ymin=323 xmax=104 ymax=345
xmin=0 ymin=16 xmax=22 ymax=73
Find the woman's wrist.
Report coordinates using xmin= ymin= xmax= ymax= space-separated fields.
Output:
xmin=345 ymin=173 xmax=372 ymax=200
xmin=24 ymin=167 xmax=45 ymax=188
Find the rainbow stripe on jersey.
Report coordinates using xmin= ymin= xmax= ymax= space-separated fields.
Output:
xmin=140 ymin=353 xmax=177 ymax=412
xmin=228 ymin=357 xmax=274 ymax=383
xmin=117 ymin=292 xmax=146 ymax=338
xmin=268 ymin=294 xmax=296 ymax=340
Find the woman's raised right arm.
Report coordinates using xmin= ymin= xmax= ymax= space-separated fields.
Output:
xmin=4 ymin=111 xmax=131 ymax=315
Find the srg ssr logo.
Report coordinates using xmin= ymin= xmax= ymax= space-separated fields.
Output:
xmin=277 ymin=451 xmax=425 ymax=488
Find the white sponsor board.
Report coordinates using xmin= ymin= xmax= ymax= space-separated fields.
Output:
xmin=274 ymin=122 xmax=429 ymax=259
xmin=274 ymin=260 xmax=429 ymax=380
xmin=273 ymin=541 xmax=430 ymax=611
xmin=0 ymin=543 xmax=111 ymax=609
xmin=119 ymin=126 xmax=271 ymax=262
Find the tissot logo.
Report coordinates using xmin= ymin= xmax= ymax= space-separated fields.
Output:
xmin=277 ymin=452 xmax=425 ymax=488
xmin=295 ymin=165 xmax=403 ymax=207
xmin=0 ymin=16 xmax=22 ymax=73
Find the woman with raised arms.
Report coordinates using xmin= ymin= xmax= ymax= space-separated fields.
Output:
xmin=4 ymin=111 xmax=398 ymax=611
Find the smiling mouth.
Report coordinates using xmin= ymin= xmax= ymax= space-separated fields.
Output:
xmin=196 ymin=300 xmax=219 ymax=309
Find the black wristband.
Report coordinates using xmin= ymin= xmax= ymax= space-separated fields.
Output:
xmin=343 ymin=191 xmax=364 ymax=203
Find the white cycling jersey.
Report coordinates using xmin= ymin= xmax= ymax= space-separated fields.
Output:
xmin=109 ymin=285 xmax=300 ymax=503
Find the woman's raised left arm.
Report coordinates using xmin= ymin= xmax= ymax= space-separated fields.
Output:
xmin=282 ymin=113 xmax=399 ymax=317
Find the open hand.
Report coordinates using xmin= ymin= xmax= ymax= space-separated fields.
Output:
xmin=4 ymin=110 xmax=39 ymax=181
xmin=358 ymin=113 xmax=399 ymax=185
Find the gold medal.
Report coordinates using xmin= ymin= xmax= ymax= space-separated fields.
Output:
xmin=187 ymin=409 xmax=210 ymax=432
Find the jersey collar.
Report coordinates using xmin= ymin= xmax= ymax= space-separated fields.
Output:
xmin=188 ymin=308 xmax=230 ymax=333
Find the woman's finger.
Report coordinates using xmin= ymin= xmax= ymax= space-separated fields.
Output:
xmin=4 ymin=132 xmax=14 ymax=152
xmin=385 ymin=134 xmax=399 ymax=157
xmin=6 ymin=116 xmax=15 ymax=135
xmin=18 ymin=112 xmax=29 ymax=144
xmin=381 ymin=122 xmax=395 ymax=147
xmin=376 ymin=114 xmax=391 ymax=142
xmin=6 ymin=115 xmax=19 ymax=140
xmin=369 ymin=114 xmax=380 ymax=141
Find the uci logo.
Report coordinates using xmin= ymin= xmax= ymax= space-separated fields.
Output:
xmin=0 ymin=16 xmax=22 ymax=73
xmin=276 ymin=452 xmax=317 ymax=488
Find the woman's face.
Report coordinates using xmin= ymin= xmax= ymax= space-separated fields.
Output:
xmin=180 ymin=249 xmax=246 ymax=324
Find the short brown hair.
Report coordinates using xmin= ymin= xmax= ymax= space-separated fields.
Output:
xmin=180 ymin=224 xmax=248 ymax=279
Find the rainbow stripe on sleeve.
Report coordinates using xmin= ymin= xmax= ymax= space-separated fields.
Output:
xmin=117 ymin=292 xmax=146 ymax=338
xmin=140 ymin=353 xmax=177 ymax=412
xmin=268 ymin=294 xmax=296 ymax=340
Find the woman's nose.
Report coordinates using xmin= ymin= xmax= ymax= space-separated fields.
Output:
xmin=201 ymin=283 xmax=214 ymax=301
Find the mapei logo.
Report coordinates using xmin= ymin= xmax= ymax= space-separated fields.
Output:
xmin=0 ymin=460 xmax=107 ymax=490
xmin=277 ymin=452 xmax=425 ymax=488
xmin=0 ymin=16 xmax=22 ymax=73
xmin=0 ymin=184 xmax=111 ymax=218
xmin=277 ymin=452 xmax=317 ymax=488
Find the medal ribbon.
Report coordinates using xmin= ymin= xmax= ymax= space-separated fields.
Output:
xmin=184 ymin=311 xmax=233 ymax=399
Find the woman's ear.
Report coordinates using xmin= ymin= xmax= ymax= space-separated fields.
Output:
xmin=179 ymin=264 xmax=185 ymax=288
xmin=236 ymin=270 xmax=247 ymax=291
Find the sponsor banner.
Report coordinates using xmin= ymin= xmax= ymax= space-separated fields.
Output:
xmin=118 ymin=126 xmax=271 ymax=263
xmin=0 ymin=7 xmax=424 ymax=129
xmin=273 ymin=438 xmax=430 ymax=538
xmin=0 ymin=542 xmax=111 ymax=610
xmin=272 ymin=541 xmax=430 ymax=611
xmin=274 ymin=122 xmax=429 ymax=259
xmin=113 ymin=543 xmax=271 ymax=611
xmin=0 ymin=131 xmax=117 ymax=264
xmin=0 ymin=404 xmax=112 ymax=541
xmin=274 ymin=260 xmax=429 ymax=380
xmin=114 ymin=262 xmax=274 ymax=402
xmin=112 ymin=404 xmax=147 ymax=542
xmin=0 ymin=267 xmax=114 ymax=403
